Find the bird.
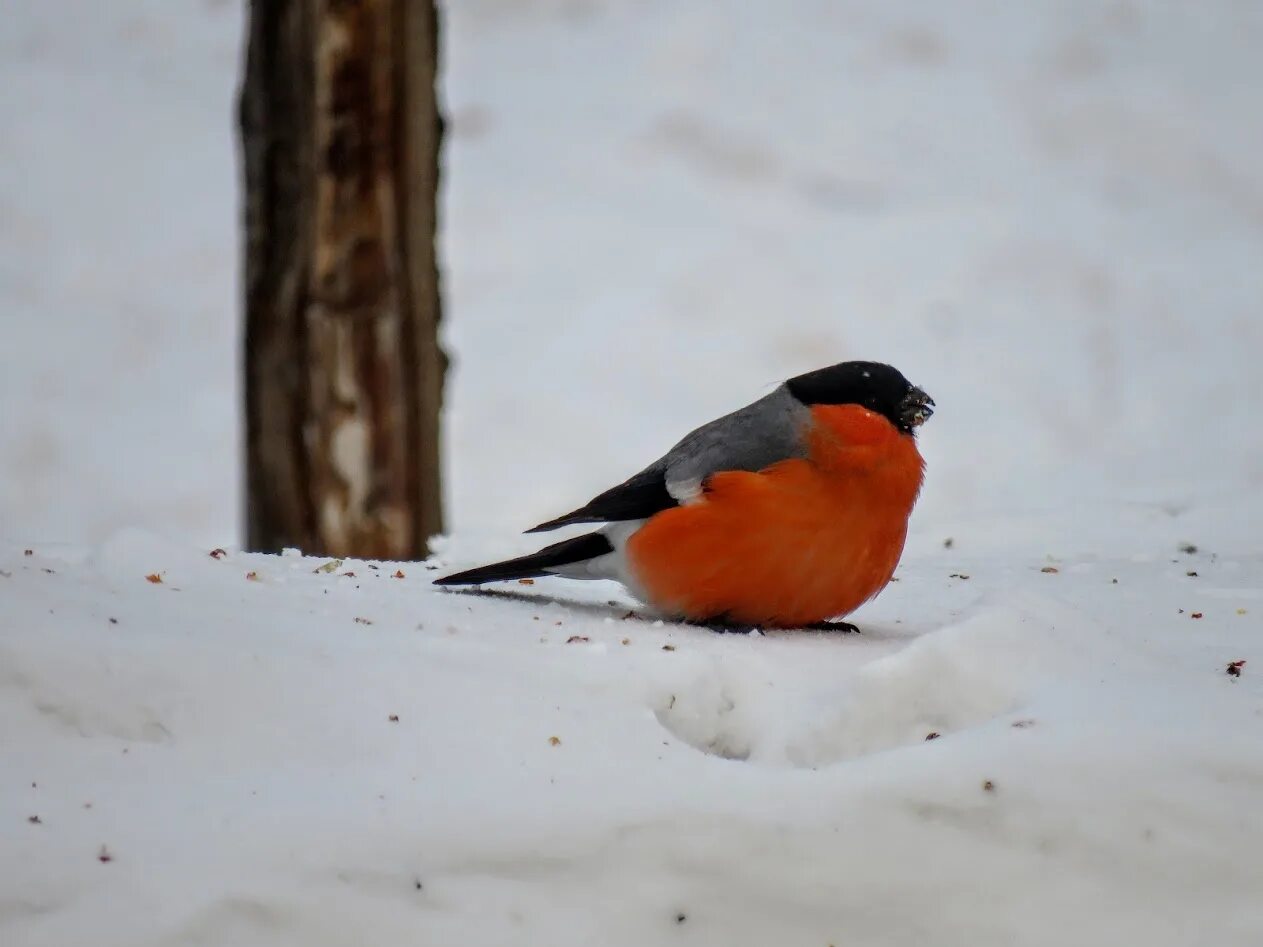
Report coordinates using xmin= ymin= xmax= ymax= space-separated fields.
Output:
xmin=435 ymin=361 xmax=933 ymax=631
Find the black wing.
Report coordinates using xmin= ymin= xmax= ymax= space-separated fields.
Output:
xmin=525 ymin=466 xmax=675 ymax=533
xmin=525 ymin=386 xmax=811 ymax=534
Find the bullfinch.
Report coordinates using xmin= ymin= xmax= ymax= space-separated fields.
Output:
xmin=435 ymin=361 xmax=933 ymax=630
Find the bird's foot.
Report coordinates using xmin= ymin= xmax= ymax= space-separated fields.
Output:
xmin=805 ymin=619 xmax=860 ymax=634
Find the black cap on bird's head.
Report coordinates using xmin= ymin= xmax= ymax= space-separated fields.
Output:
xmin=785 ymin=361 xmax=934 ymax=435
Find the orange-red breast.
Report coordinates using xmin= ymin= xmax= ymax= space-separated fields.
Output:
xmin=435 ymin=361 xmax=933 ymax=630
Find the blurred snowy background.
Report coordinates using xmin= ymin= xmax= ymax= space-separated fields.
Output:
xmin=2 ymin=0 xmax=1261 ymax=551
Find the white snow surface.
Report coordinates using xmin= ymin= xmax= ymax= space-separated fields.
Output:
xmin=4 ymin=1 xmax=1263 ymax=944
xmin=3 ymin=531 xmax=1262 ymax=946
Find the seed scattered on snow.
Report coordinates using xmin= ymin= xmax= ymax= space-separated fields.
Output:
xmin=621 ymin=638 xmax=630 ymax=646
xmin=394 ymin=570 xmax=406 ymax=579
xmin=27 ymin=815 xmax=41 ymax=824
xmin=388 ymin=714 xmax=399 ymax=722
xmin=1186 ymin=571 xmax=1199 ymax=577
xmin=982 ymin=780 xmax=996 ymax=792
xmin=1011 ymin=719 xmax=1036 ymax=728
xmin=943 ymin=537 xmax=954 ymax=548
xmin=1180 ymin=543 xmax=1198 ymax=554
xmin=354 ymin=617 xmax=373 ymax=626
xmin=145 ymin=573 xmax=163 ymax=584
xmin=548 ymin=736 xmax=561 ymax=746
xmin=518 ymin=578 xmax=535 ymax=585
xmin=924 ymin=732 xmax=941 ymax=741
xmin=662 ymin=644 xmax=676 ymax=652
xmin=949 ymin=573 xmax=970 ymax=580
xmin=566 ymin=635 xmax=589 ymax=644
xmin=245 ymin=571 xmax=260 ymax=581
xmin=1237 ymin=608 xmax=1248 ymax=616
xmin=1040 ymin=566 xmax=1059 ymax=574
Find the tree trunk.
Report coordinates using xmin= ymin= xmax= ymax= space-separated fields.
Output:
xmin=241 ymin=0 xmax=445 ymax=560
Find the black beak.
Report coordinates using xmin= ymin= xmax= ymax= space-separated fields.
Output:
xmin=900 ymin=386 xmax=934 ymax=430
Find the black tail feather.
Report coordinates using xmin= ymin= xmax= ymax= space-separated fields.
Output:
xmin=433 ymin=532 xmax=613 ymax=586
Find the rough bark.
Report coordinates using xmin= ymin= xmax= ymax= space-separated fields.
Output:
xmin=241 ymin=0 xmax=445 ymax=559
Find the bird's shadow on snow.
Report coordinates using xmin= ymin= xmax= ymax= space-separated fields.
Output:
xmin=436 ymin=586 xmax=924 ymax=641
xmin=435 ymin=586 xmax=648 ymax=623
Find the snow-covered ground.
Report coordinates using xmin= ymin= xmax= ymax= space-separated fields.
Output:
xmin=4 ymin=532 xmax=1262 ymax=946
xmin=3 ymin=1 xmax=1263 ymax=944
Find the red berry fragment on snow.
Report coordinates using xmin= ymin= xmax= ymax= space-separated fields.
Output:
xmin=209 ymin=548 xmax=227 ymax=559
xmin=145 ymin=573 xmax=163 ymax=584
xmin=245 ymin=571 xmax=260 ymax=581
xmin=518 ymin=578 xmax=535 ymax=585
xmin=924 ymin=732 xmax=941 ymax=741
xmin=1190 ymin=612 xmax=1203 ymax=620
xmin=98 ymin=846 xmax=113 ymax=863
xmin=394 ymin=570 xmax=405 ymax=579
xmin=1227 ymin=660 xmax=1246 ymax=678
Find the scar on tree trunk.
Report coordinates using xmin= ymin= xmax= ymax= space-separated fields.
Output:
xmin=240 ymin=0 xmax=446 ymax=560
